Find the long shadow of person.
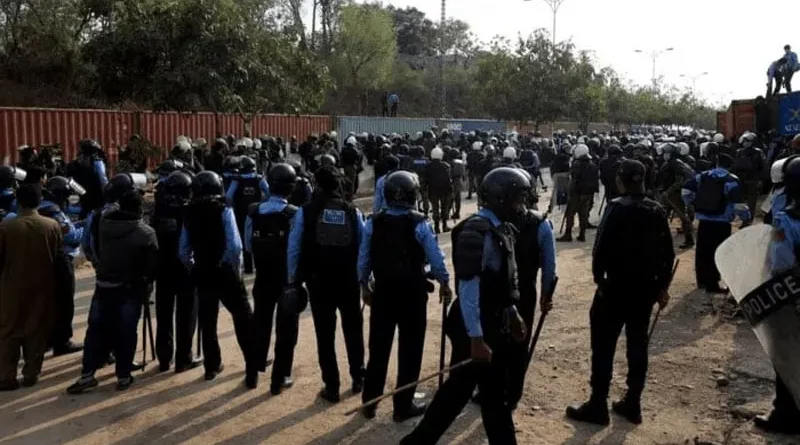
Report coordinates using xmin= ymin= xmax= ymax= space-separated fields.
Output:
xmin=560 ymin=417 xmax=636 ymax=445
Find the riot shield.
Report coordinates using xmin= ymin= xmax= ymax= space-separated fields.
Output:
xmin=715 ymin=224 xmax=800 ymax=408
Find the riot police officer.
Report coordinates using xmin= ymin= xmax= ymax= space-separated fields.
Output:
xmin=38 ymin=177 xmax=86 ymax=355
xmin=402 ymin=167 xmax=530 ymax=445
xmin=226 ymin=156 xmax=269 ymax=275
xmin=286 ymin=160 xmax=314 ymax=207
xmin=341 ymin=138 xmax=362 ymax=198
xmin=152 ymin=171 xmax=202 ymax=373
xmin=204 ymin=138 xmax=228 ymax=176
xmin=657 ymin=143 xmax=695 ymax=248
xmin=447 ymin=147 xmax=467 ymax=220
xmin=731 ymin=132 xmax=765 ymax=224
xmin=359 ymin=170 xmax=452 ymax=421
xmin=179 ymin=171 xmax=255 ymax=383
xmin=16 ymin=145 xmax=46 ymax=185
xmin=66 ymin=139 xmax=108 ymax=219
xmin=549 ymin=143 xmax=572 ymax=213
xmin=0 ymin=166 xmax=25 ymax=220
xmin=599 ymin=145 xmax=624 ymax=202
xmin=245 ymin=163 xmax=302 ymax=393
xmin=760 ymin=155 xmax=800 ymax=434
xmin=763 ymin=158 xmax=789 ymax=224
xmin=286 ymin=165 xmax=365 ymax=402
xmin=424 ymin=147 xmax=453 ymax=233
xmin=558 ymin=144 xmax=599 ymax=242
xmin=373 ymin=155 xmax=399 ymax=215
xmin=466 ymin=142 xmax=485 ymax=200
xmin=566 ymin=160 xmax=675 ymax=426
xmin=410 ymin=146 xmax=430 ymax=215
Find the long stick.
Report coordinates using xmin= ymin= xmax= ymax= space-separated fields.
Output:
xmin=141 ymin=299 xmax=148 ymax=369
xmin=646 ymin=259 xmax=680 ymax=348
xmin=597 ymin=194 xmax=606 ymax=217
xmin=438 ymin=303 xmax=448 ymax=388
xmin=524 ymin=276 xmax=558 ymax=375
xmin=344 ymin=359 xmax=472 ymax=416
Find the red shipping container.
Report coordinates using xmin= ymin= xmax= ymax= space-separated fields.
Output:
xmin=716 ymin=111 xmax=728 ymax=137
xmin=730 ymin=100 xmax=756 ymax=140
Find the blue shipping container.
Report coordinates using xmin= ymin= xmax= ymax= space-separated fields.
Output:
xmin=778 ymin=92 xmax=800 ymax=136
xmin=436 ymin=119 xmax=506 ymax=136
xmin=335 ymin=116 xmax=437 ymax=146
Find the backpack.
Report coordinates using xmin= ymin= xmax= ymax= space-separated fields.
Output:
xmin=694 ymin=174 xmax=730 ymax=215
xmin=249 ymin=204 xmax=298 ymax=278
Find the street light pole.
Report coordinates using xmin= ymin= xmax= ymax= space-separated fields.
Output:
xmin=523 ymin=0 xmax=567 ymax=47
xmin=680 ymin=72 xmax=709 ymax=92
xmin=634 ymin=47 xmax=674 ymax=92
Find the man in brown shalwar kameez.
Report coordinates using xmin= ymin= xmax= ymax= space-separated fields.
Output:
xmin=0 ymin=184 xmax=63 ymax=390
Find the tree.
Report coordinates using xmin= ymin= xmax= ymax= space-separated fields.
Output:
xmin=330 ymin=3 xmax=396 ymax=114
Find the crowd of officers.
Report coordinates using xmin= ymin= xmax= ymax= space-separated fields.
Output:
xmin=1 ymin=126 xmax=799 ymax=442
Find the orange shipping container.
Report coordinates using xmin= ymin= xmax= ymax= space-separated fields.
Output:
xmin=730 ymin=100 xmax=756 ymax=140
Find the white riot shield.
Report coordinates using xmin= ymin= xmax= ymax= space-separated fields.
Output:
xmin=715 ymin=224 xmax=800 ymax=408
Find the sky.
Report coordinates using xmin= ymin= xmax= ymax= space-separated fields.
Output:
xmin=373 ymin=0 xmax=800 ymax=107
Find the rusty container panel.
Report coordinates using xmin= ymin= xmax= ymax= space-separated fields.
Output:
xmin=250 ymin=114 xmax=333 ymax=139
xmin=0 ymin=107 xmax=134 ymax=164
xmin=716 ymin=111 xmax=728 ymax=137
xmin=731 ymin=101 xmax=756 ymax=140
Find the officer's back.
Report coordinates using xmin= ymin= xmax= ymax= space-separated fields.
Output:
xmin=594 ymin=160 xmax=674 ymax=290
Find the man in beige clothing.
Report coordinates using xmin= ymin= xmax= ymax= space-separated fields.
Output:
xmin=0 ymin=184 xmax=63 ymax=390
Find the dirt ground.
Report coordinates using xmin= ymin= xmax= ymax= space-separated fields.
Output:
xmin=0 ymin=170 xmax=794 ymax=445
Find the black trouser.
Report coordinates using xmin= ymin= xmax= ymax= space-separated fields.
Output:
xmin=742 ymin=180 xmax=760 ymax=221
xmin=467 ymin=171 xmax=480 ymax=199
xmin=53 ymin=256 xmax=76 ymax=348
xmin=774 ymin=370 xmax=800 ymax=417
xmin=155 ymin=263 xmax=197 ymax=367
xmin=589 ymin=288 xmax=654 ymax=400
xmin=430 ymin=193 xmax=452 ymax=228
xmin=452 ymin=179 xmax=464 ymax=216
xmin=405 ymin=302 xmax=517 ymax=445
xmin=564 ymin=193 xmax=593 ymax=235
xmin=508 ymin=289 xmax=536 ymax=407
xmin=235 ymin=213 xmax=254 ymax=273
xmin=251 ymin=279 xmax=299 ymax=384
xmin=786 ymin=71 xmax=794 ymax=93
xmin=417 ymin=187 xmax=430 ymax=214
xmin=343 ymin=165 xmax=359 ymax=197
xmin=81 ymin=285 xmax=143 ymax=378
xmin=363 ymin=288 xmax=427 ymax=413
xmin=391 ymin=103 xmax=398 ymax=117
xmin=309 ymin=279 xmax=364 ymax=391
xmin=196 ymin=268 xmax=254 ymax=374
xmin=695 ymin=220 xmax=731 ymax=289
xmin=381 ymin=105 xmax=388 ymax=117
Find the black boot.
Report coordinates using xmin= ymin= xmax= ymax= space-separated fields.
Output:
xmin=612 ymin=393 xmax=642 ymax=424
xmin=557 ymin=233 xmax=573 ymax=243
xmin=245 ymin=372 xmax=259 ymax=390
xmin=754 ymin=411 xmax=800 ymax=435
xmin=434 ymin=221 xmax=441 ymax=234
xmin=679 ymin=235 xmax=695 ymax=249
xmin=576 ymin=231 xmax=586 ymax=242
xmin=566 ymin=396 xmax=610 ymax=426
xmin=442 ymin=222 xmax=451 ymax=233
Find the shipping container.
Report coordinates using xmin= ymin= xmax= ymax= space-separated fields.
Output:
xmin=436 ymin=119 xmax=505 ymax=136
xmin=0 ymin=107 xmax=134 ymax=164
xmin=716 ymin=111 xmax=728 ymax=137
xmin=335 ymin=116 xmax=436 ymax=146
xmin=730 ymin=100 xmax=756 ymax=140
xmin=777 ymin=92 xmax=800 ymax=136
xmin=506 ymin=121 xmax=614 ymax=135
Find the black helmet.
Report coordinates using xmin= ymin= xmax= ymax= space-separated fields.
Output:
xmin=320 ymin=154 xmax=337 ymax=168
xmin=268 ymin=163 xmax=297 ymax=197
xmin=223 ymin=156 xmax=241 ymax=172
xmin=240 ymin=156 xmax=257 ymax=174
xmin=0 ymin=166 xmax=26 ymax=189
xmin=783 ymin=156 xmax=800 ymax=199
xmin=479 ymin=167 xmax=532 ymax=222
xmin=106 ymin=173 xmax=147 ymax=202
xmin=448 ymin=147 xmax=461 ymax=160
xmin=212 ymin=138 xmax=228 ymax=152
xmin=157 ymin=159 xmax=185 ymax=177
xmin=159 ymin=171 xmax=193 ymax=205
xmin=45 ymin=176 xmax=85 ymax=204
xmin=384 ymin=171 xmax=420 ymax=209
xmin=192 ymin=171 xmax=224 ymax=198
xmin=79 ymin=139 xmax=101 ymax=156
xmin=608 ymin=144 xmax=623 ymax=156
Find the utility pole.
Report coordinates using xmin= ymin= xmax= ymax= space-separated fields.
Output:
xmin=680 ymin=72 xmax=709 ymax=92
xmin=634 ymin=47 xmax=674 ymax=92
xmin=542 ymin=0 xmax=567 ymax=47
xmin=439 ymin=0 xmax=446 ymax=118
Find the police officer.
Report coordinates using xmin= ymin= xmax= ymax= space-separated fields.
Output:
xmin=66 ymin=139 xmax=108 ymax=219
xmin=763 ymin=158 xmax=789 ymax=225
xmin=66 ymin=183 xmax=159 ymax=394
xmin=477 ymin=145 xmax=499 ymax=184
xmin=401 ymin=167 xmax=530 ymax=444
xmin=558 ymin=144 xmax=599 ymax=242
xmin=286 ymin=160 xmax=314 ymax=207
xmin=286 ymin=165 xmax=365 ymax=402
xmin=566 ymin=160 xmax=674 ymax=426
xmin=549 ymin=143 xmax=572 ymax=213
xmin=25 ymin=177 xmax=85 ymax=355
xmin=518 ymin=144 xmax=541 ymax=192
xmin=244 ymin=163 xmax=302 ymax=393
xmin=0 ymin=166 xmax=25 ymax=220
xmin=424 ymin=147 xmax=453 ymax=233
xmin=373 ymin=155 xmax=400 ymax=214
xmin=222 ymin=155 xmax=241 ymax=191
xmin=341 ymin=138 xmax=362 ymax=198
xmin=599 ymin=145 xmax=624 ymax=202
xmin=179 ymin=171 xmax=254 ymax=383
xmin=506 ymin=192 xmax=557 ymax=409
xmin=409 ymin=146 xmax=430 ymax=215
xmin=447 ymin=147 xmax=467 ymax=220
xmin=358 ymin=170 xmax=452 ymax=421
xmin=16 ymin=145 xmax=46 ymax=185
xmin=204 ymin=138 xmax=227 ymax=176
xmin=760 ymin=155 xmax=800 ymax=434
xmin=466 ymin=141 xmax=485 ymax=200
xmin=226 ymin=156 xmax=269 ymax=275
xmin=151 ymin=171 xmax=202 ymax=373
xmin=682 ymin=154 xmax=751 ymax=294
xmin=731 ymin=132 xmax=765 ymax=225
xmin=657 ymin=143 xmax=695 ymax=248
xmin=633 ymin=143 xmax=658 ymax=197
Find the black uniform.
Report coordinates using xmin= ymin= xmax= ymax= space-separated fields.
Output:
xmin=466 ymin=150 xmax=485 ymax=199
xmin=599 ymin=155 xmax=623 ymax=201
xmin=587 ymin=194 xmax=673 ymax=406
xmin=232 ymin=174 xmax=265 ymax=274
xmin=151 ymin=184 xmax=197 ymax=370
xmin=423 ymin=160 xmax=453 ymax=232
xmin=248 ymin=202 xmax=300 ymax=390
xmin=732 ymin=146 xmax=765 ymax=221
xmin=403 ymin=215 xmax=520 ymax=445
xmin=562 ymin=157 xmax=599 ymax=240
xmin=298 ymin=193 xmax=364 ymax=395
xmin=449 ymin=158 xmax=467 ymax=218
